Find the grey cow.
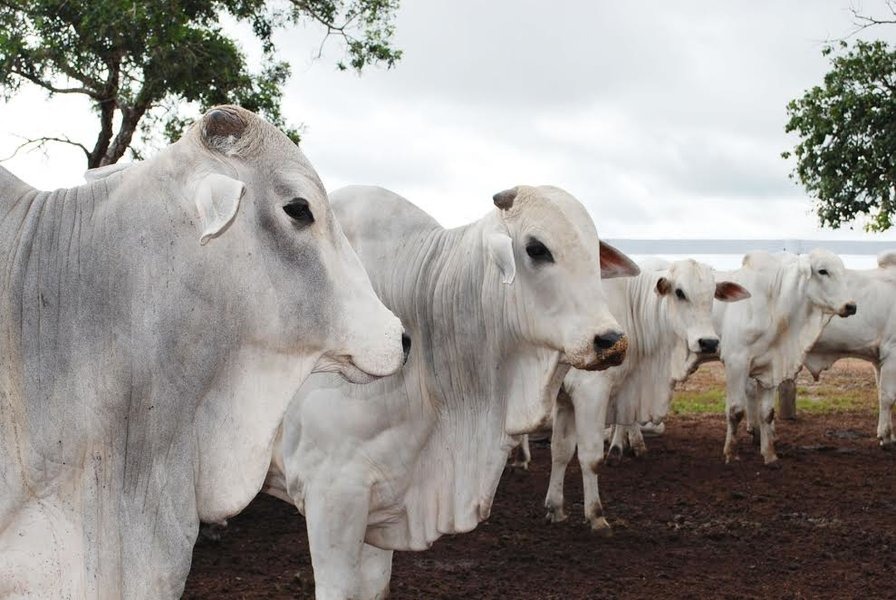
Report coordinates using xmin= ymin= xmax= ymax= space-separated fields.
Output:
xmin=0 ymin=107 xmax=406 ymax=598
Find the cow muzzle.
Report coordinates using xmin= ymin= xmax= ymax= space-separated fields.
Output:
xmin=697 ymin=337 xmax=720 ymax=354
xmin=583 ymin=330 xmax=627 ymax=371
xmin=839 ymin=302 xmax=857 ymax=318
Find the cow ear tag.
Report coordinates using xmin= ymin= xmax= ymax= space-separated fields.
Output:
xmin=195 ymin=173 xmax=245 ymax=245
xmin=487 ymin=233 xmax=516 ymax=284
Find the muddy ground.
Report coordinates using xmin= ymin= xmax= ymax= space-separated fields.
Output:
xmin=184 ymin=361 xmax=896 ymax=599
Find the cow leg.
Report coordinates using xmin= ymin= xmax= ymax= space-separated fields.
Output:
xmin=545 ymin=392 xmax=576 ymax=523
xmin=359 ymin=544 xmax=394 ymax=600
xmin=304 ymin=484 xmax=370 ymax=600
xmin=509 ymin=434 xmax=531 ymax=469
xmin=877 ymin=360 xmax=896 ymax=448
xmin=744 ymin=378 xmax=761 ymax=444
xmin=572 ymin=388 xmax=612 ymax=534
xmin=723 ymin=358 xmax=749 ymax=463
xmin=606 ymin=424 xmax=623 ymax=463
xmin=757 ymin=385 xmax=779 ymax=465
xmin=608 ymin=392 xmax=638 ymax=461
xmin=626 ymin=423 xmax=648 ymax=457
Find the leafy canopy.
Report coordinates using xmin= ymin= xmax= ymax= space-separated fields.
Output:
xmin=783 ymin=40 xmax=896 ymax=231
xmin=0 ymin=0 xmax=402 ymax=168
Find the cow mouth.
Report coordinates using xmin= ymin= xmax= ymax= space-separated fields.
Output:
xmin=581 ymin=337 xmax=628 ymax=371
xmin=312 ymin=354 xmax=387 ymax=384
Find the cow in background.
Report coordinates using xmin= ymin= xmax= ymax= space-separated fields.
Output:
xmin=781 ymin=250 xmax=896 ymax=448
xmin=714 ymin=250 xmax=855 ymax=465
xmin=540 ymin=258 xmax=749 ymax=532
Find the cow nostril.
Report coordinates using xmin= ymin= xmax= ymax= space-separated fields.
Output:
xmin=844 ymin=302 xmax=857 ymax=316
xmin=594 ymin=331 xmax=623 ymax=351
xmin=698 ymin=338 xmax=719 ymax=353
xmin=401 ymin=333 xmax=412 ymax=364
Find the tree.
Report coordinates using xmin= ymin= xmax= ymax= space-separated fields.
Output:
xmin=0 ymin=0 xmax=401 ymax=168
xmin=783 ymin=40 xmax=896 ymax=231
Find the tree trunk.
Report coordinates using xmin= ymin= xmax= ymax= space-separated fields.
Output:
xmin=87 ymin=97 xmax=116 ymax=169
xmin=100 ymin=102 xmax=149 ymax=166
xmin=777 ymin=379 xmax=797 ymax=420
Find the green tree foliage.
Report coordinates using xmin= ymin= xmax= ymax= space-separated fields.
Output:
xmin=783 ymin=40 xmax=896 ymax=231
xmin=0 ymin=0 xmax=401 ymax=168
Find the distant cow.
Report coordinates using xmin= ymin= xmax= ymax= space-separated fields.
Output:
xmin=266 ymin=184 xmax=639 ymax=599
xmin=713 ymin=250 xmax=855 ymax=465
xmin=0 ymin=107 xmax=406 ymax=598
xmin=783 ymin=251 xmax=896 ymax=447
xmin=540 ymin=259 xmax=749 ymax=532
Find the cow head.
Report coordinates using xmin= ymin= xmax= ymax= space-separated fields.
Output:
xmin=801 ymin=249 xmax=856 ymax=319
xmin=653 ymin=259 xmax=750 ymax=355
xmin=179 ymin=106 xmax=407 ymax=383
xmin=487 ymin=185 xmax=638 ymax=371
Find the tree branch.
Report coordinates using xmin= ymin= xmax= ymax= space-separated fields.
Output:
xmin=10 ymin=67 xmax=100 ymax=97
xmin=846 ymin=0 xmax=896 ymax=38
xmin=0 ymin=134 xmax=90 ymax=162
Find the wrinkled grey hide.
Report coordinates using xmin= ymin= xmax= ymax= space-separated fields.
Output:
xmin=0 ymin=106 xmax=404 ymax=598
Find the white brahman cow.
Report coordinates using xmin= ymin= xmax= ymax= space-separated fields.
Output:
xmin=714 ymin=249 xmax=855 ymax=465
xmin=785 ymin=250 xmax=896 ymax=447
xmin=266 ymin=184 xmax=639 ymax=600
xmin=540 ymin=258 xmax=749 ymax=532
xmin=0 ymin=106 xmax=407 ymax=598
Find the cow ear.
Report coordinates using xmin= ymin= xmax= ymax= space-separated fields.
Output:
xmin=656 ymin=277 xmax=672 ymax=296
xmin=487 ymin=233 xmax=516 ymax=284
xmin=715 ymin=281 xmax=751 ymax=302
xmin=194 ymin=173 xmax=245 ymax=245
xmin=600 ymin=241 xmax=640 ymax=279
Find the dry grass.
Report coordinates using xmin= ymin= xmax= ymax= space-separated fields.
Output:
xmin=671 ymin=358 xmax=879 ymax=416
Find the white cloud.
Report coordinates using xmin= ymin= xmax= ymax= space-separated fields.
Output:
xmin=4 ymin=0 xmax=896 ymax=269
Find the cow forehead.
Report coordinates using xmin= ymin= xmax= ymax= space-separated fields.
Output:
xmin=808 ymin=249 xmax=844 ymax=270
xmin=509 ymin=186 xmax=600 ymax=250
xmin=669 ymin=260 xmax=714 ymax=288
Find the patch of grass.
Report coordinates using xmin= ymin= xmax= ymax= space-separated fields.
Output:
xmin=670 ymin=383 xmax=872 ymax=416
xmin=795 ymin=386 xmax=869 ymax=414
xmin=671 ymin=389 xmax=726 ymax=415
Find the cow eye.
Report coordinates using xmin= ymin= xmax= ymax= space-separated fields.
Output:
xmin=283 ymin=198 xmax=314 ymax=226
xmin=526 ymin=239 xmax=554 ymax=263
xmin=675 ymin=288 xmax=687 ymax=301
xmin=818 ymin=268 xmax=829 ymax=276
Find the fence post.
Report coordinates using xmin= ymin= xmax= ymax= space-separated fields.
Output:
xmin=777 ymin=379 xmax=797 ymax=420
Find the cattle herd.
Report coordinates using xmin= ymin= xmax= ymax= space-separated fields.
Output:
xmin=0 ymin=106 xmax=894 ymax=599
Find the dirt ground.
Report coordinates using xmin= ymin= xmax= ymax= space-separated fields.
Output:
xmin=184 ymin=360 xmax=896 ymax=599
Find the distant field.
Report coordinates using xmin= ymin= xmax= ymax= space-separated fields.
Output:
xmin=671 ymin=358 xmax=878 ymax=415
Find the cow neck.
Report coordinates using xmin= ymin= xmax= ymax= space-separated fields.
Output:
xmin=759 ymin=261 xmax=830 ymax=385
xmin=366 ymin=216 xmax=564 ymax=550
xmin=615 ymin=271 xmax=676 ymax=361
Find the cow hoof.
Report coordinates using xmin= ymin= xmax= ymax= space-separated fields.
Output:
xmin=880 ymin=439 xmax=895 ymax=451
xmin=589 ymin=517 xmax=613 ymax=536
xmin=508 ymin=460 xmax=529 ymax=471
xmin=724 ymin=452 xmax=738 ymax=464
xmin=545 ymin=508 xmax=568 ymax=524
xmin=199 ymin=521 xmax=229 ymax=543
xmin=606 ymin=446 xmax=624 ymax=466
xmin=763 ymin=455 xmax=781 ymax=468
xmin=751 ymin=429 xmax=761 ymax=447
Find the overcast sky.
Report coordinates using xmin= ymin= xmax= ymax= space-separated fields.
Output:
xmin=4 ymin=1 xmax=896 ymax=267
